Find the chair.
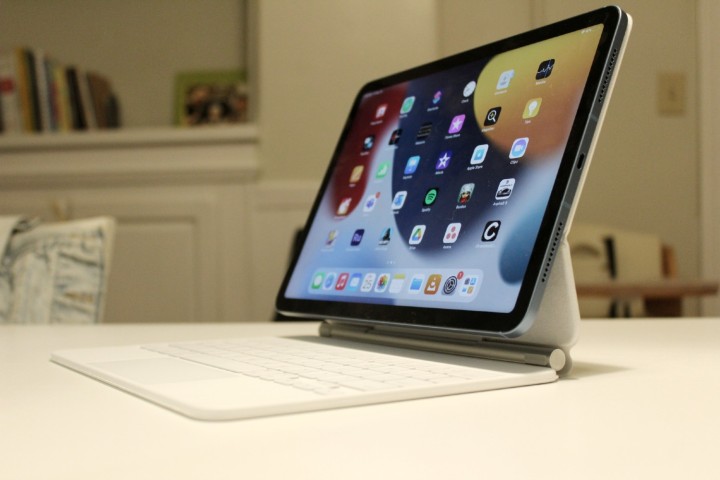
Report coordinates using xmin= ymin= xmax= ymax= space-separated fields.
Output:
xmin=570 ymin=223 xmax=718 ymax=317
xmin=0 ymin=216 xmax=115 ymax=324
xmin=570 ymin=224 xmax=665 ymax=317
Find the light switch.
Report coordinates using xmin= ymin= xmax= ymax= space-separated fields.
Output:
xmin=657 ymin=72 xmax=686 ymax=115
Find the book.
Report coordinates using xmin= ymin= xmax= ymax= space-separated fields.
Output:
xmin=24 ymin=49 xmax=42 ymax=132
xmin=65 ymin=66 xmax=86 ymax=130
xmin=87 ymin=72 xmax=113 ymax=129
xmin=15 ymin=48 xmax=34 ymax=132
xmin=77 ymin=68 xmax=97 ymax=129
xmin=0 ymin=49 xmax=22 ymax=134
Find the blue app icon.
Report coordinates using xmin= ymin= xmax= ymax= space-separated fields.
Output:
xmin=404 ymin=156 xmax=420 ymax=175
xmin=347 ymin=273 xmax=363 ymax=291
xmin=509 ymin=137 xmax=529 ymax=159
xmin=409 ymin=274 xmax=425 ymax=293
xmin=322 ymin=273 xmax=337 ymax=290
xmin=351 ymin=229 xmax=365 ymax=246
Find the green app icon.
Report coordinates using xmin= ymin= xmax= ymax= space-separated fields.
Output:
xmin=400 ymin=96 xmax=415 ymax=114
xmin=376 ymin=162 xmax=390 ymax=178
xmin=424 ymin=188 xmax=439 ymax=206
xmin=311 ymin=272 xmax=325 ymax=289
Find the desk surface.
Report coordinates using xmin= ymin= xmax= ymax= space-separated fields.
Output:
xmin=2 ymin=319 xmax=719 ymax=480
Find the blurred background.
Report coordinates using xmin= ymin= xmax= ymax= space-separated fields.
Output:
xmin=0 ymin=0 xmax=717 ymax=323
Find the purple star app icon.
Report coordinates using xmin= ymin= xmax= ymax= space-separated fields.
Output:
xmin=436 ymin=151 xmax=452 ymax=170
xmin=448 ymin=114 xmax=466 ymax=134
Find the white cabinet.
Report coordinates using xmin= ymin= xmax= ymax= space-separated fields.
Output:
xmin=0 ymin=126 xmax=259 ymax=323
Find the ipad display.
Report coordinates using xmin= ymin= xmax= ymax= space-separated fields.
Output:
xmin=278 ymin=7 xmax=629 ymax=335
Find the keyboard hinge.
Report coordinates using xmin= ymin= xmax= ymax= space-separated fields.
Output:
xmin=319 ymin=320 xmax=567 ymax=374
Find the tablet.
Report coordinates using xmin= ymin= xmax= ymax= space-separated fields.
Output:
xmin=277 ymin=6 xmax=630 ymax=337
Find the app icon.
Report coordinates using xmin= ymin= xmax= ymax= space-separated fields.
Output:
xmin=409 ymin=274 xmax=425 ymax=293
xmin=443 ymin=276 xmax=458 ymax=295
xmin=436 ymin=151 xmax=452 ymax=170
xmin=389 ymin=128 xmax=402 ymax=145
xmin=523 ymin=98 xmax=542 ymax=119
xmin=392 ymin=191 xmax=408 ymax=210
xmin=322 ymin=273 xmax=337 ymax=290
xmin=335 ymin=273 xmax=349 ymax=290
xmin=424 ymin=274 xmax=442 ymax=295
xmin=443 ymin=223 xmax=462 ymax=244
xmin=361 ymin=273 xmax=376 ymax=292
xmin=378 ymin=227 xmax=392 ymax=245
xmin=536 ymin=59 xmax=555 ymax=80
xmin=311 ymin=272 xmax=325 ymax=290
xmin=471 ymin=144 xmax=489 ymax=165
xmin=482 ymin=220 xmax=501 ymax=242
xmin=409 ymin=225 xmax=426 ymax=245
xmin=509 ymin=137 xmax=529 ymax=159
xmin=374 ymin=273 xmax=390 ymax=292
xmin=363 ymin=135 xmax=375 ymax=151
xmin=349 ymin=165 xmax=364 ymax=184
xmin=484 ymin=107 xmax=501 ymax=126
xmin=347 ymin=273 xmax=363 ymax=291
xmin=424 ymin=188 xmax=439 ymax=207
xmin=416 ymin=122 xmax=432 ymax=141
xmin=375 ymin=104 xmax=387 ymax=118
xmin=463 ymin=81 xmax=476 ymax=97
xmin=404 ymin=155 xmax=420 ymax=175
xmin=337 ymin=197 xmax=352 ymax=216
xmin=432 ymin=90 xmax=442 ymax=104
xmin=363 ymin=193 xmax=379 ymax=212
xmin=400 ymin=96 xmax=416 ymax=114
xmin=496 ymin=69 xmax=515 ymax=90
xmin=351 ymin=229 xmax=365 ymax=246
xmin=448 ymin=114 xmax=466 ymax=134
xmin=459 ymin=275 xmax=480 ymax=296
xmin=375 ymin=162 xmax=390 ymax=178
xmin=325 ymin=230 xmax=339 ymax=247
xmin=458 ymin=183 xmax=474 ymax=204
xmin=495 ymin=178 xmax=516 ymax=200
xmin=389 ymin=274 xmax=406 ymax=293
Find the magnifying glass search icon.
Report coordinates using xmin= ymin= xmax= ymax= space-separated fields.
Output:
xmin=484 ymin=107 xmax=501 ymax=126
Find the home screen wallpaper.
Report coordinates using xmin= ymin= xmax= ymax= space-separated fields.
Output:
xmin=285 ymin=25 xmax=603 ymax=314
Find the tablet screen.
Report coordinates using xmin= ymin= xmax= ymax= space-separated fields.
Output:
xmin=278 ymin=7 xmax=627 ymax=334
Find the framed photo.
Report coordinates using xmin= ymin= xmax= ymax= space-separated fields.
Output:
xmin=174 ymin=70 xmax=247 ymax=126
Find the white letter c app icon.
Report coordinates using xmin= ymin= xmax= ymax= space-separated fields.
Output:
xmin=482 ymin=220 xmax=501 ymax=242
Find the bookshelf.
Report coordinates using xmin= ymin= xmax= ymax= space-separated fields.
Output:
xmin=0 ymin=124 xmax=258 ymax=152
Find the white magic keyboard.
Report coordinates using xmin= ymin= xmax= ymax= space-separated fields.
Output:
xmin=142 ymin=337 xmax=502 ymax=396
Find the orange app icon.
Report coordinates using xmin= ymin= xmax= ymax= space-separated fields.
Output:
xmin=424 ymin=274 xmax=442 ymax=295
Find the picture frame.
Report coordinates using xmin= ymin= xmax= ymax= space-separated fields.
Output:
xmin=174 ymin=70 xmax=247 ymax=126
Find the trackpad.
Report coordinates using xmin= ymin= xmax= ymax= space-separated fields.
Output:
xmin=90 ymin=358 xmax=235 ymax=384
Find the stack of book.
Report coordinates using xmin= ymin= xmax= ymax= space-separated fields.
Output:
xmin=0 ymin=47 xmax=120 ymax=135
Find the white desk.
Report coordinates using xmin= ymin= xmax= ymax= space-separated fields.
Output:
xmin=2 ymin=319 xmax=719 ymax=480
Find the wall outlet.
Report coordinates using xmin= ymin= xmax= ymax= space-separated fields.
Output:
xmin=657 ymin=72 xmax=686 ymax=115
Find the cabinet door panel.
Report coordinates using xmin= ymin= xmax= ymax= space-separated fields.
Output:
xmin=106 ymin=222 xmax=196 ymax=323
xmin=71 ymin=188 xmax=220 ymax=323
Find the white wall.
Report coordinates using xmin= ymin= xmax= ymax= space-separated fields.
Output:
xmin=698 ymin=0 xmax=720 ymax=315
xmin=0 ymin=0 xmax=246 ymax=127
xmin=256 ymin=0 xmax=439 ymax=181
